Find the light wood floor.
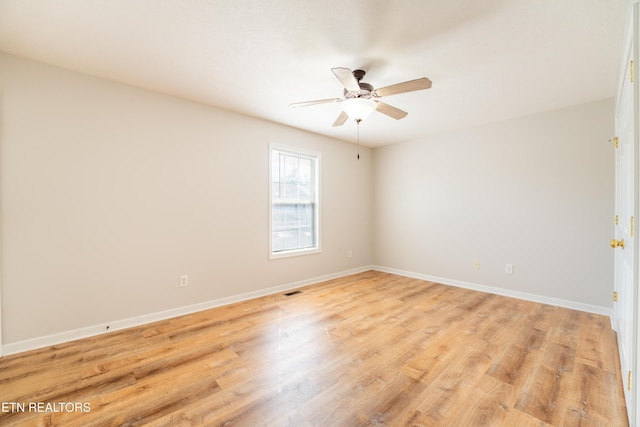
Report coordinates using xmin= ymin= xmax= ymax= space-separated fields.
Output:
xmin=0 ymin=271 xmax=628 ymax=426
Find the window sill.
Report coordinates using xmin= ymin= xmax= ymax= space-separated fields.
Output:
xmin=269 ymin=247 xmax=321 ymax=260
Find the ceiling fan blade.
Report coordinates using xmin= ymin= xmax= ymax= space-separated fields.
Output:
xmin=332 ymin=67 xmax=361 ymax=92
xmin=332 ymin=111 xmax=349 ymax=127
xmin=375 ymin=101 xmax=408 ymax=120
xmin=289 ymin=98 xmax=342 ymax=108
xmin=374 ymin=77 xmax=432 ymax=98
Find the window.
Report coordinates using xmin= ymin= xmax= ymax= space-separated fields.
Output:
xmin=270 ymin=145 xmax=320 ymax=258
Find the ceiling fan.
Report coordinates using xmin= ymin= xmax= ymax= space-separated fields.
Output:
xmin=289 ymin=67 xmax=432 ymax=126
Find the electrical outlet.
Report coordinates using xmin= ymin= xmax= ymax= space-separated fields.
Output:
xmin=180 ymin=274 xmax=189 ymax=287
xmin=348 ymin=250 xmax=353 ymax=258
xmin=474 ymin=261 xmax=480 ymax=269
xmin=505 ymin=264 xmax=513 ymax=274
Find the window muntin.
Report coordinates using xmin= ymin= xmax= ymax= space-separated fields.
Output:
xmin=270 ymin=146 xmax=320 ymax=257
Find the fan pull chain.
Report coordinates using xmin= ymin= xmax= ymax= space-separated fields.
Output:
xmin=356 ymin=118 xmax=361 ymax=160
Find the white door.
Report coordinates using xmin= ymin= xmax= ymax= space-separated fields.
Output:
xmin=613 ymin=4 xmax=638 ymax=423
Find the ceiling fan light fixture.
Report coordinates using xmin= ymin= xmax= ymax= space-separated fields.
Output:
xmin=341 ymin=97 xmax=377 ymax=121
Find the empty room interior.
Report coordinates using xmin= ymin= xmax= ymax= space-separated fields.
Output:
xmin=0 ymin=0 xmax=638 ymax=426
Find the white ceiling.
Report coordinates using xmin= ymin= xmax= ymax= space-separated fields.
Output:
xmin=0 ymin=0 xmax=629 ymax=147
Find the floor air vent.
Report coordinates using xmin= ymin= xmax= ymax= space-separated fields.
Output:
xmin=284 ymin=290 xmax=302 ymax=296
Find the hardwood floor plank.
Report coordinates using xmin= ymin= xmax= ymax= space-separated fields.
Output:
xmin=576 ymin=312 xmax=618 ymax=371
xmin=486 ymin=332 xmax=545 ymax=389
xmin=440 ymin=374 xmax=515 ymax=427
xmin=502 ymin=408 xmax=555 ymax=427
xmin=0 ymin=271 xmax=628 ymax=426
xmin=515 ymin=365 xmax=569 ymax=424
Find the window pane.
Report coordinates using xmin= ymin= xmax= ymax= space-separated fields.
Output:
xmin=272 ymin=203 xmax=315 ymax=252
xmin=270 ymin=147 xmax=318 ymax=256
xmin=298 ymin=157 xmax=312 ymax=199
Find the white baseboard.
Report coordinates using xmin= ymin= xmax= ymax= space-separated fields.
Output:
xmin=1 ymin=266 xmax=372 ymax=357
xmin=372 ymin=265 xmax=612 ymax=317
xmin=2 ymin=265 xmax=610 ymax=357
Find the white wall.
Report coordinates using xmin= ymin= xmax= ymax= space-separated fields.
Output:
xmin=373 ymin=99 xmax=615 ymax=310
xmin=0 ymin=53 xmax=373 ymax=346
xmin=0 ymin=51 xmax=617 ymax=351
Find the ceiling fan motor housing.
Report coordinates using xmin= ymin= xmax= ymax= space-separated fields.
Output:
xmin=345 ymin=69 xmax=373 ymax=98
xmin=345 ymin=70 xmax=374 ymax=99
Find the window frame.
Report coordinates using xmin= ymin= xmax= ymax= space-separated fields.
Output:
xmin=269 ymin=143 xmax=321 ymax=259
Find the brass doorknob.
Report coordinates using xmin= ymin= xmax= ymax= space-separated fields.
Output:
xmin=610 ymin=238 xmax=625 ymax=249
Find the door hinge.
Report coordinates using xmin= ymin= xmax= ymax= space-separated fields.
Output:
xmin=613 ymin=136 xmax=619 ymax=148
xmin=614 ymin=291 xmax=618 ymax=302
xmin=615 ymin=214 xmax=619 ymax=225
xmin=631 ymin=61 xmax=634 ymax=83
xmin=629 ymin=370 xmax=632 ymax=391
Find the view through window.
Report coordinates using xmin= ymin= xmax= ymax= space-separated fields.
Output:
xmin=270 ymin=146 xmax=319 ymax=257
